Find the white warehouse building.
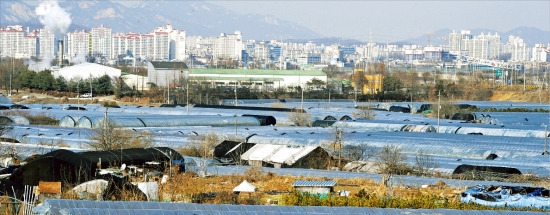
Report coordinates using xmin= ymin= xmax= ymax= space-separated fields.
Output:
xmin=53 ymin=63 xmax=121 ymax=81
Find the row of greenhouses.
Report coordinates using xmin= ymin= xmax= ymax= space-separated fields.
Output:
xmin=59 ymin=115 xmax=266 ymax=128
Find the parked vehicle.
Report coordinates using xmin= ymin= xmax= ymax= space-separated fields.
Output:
xmin=81 ymin=93 xmax=93 ymax=98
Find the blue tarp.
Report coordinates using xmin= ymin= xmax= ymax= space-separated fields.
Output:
xmin=461 ymin=185 xmax=550 ymax=209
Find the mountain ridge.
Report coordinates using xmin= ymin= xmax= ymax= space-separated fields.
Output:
xmin=1 ymin=1 xmax=548 ymax=45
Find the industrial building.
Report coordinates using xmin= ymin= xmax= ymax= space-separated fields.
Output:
xmin=53 ymin=62 xmax=121 ymax=81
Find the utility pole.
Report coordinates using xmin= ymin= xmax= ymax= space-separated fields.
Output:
xmin=186 ymin=81 xmax=189 ymax=115
xmin=234 ymin=114 xmax=238 ymax=139
xmin=300 ymin=87 xmax=304 ymax=110
xmin=90 ymin=76 xmax=93 ymax=100
xmin=544 ymin=125 xmax=548 ymax=155
xmin=410 ymin=93 xmax=413 ymax=114
xmin=354 ymin=86 xmax=357 ymax=108
xmin=10 ymin=52 xmax=13 ymax=96
xmin=437 ymin=90 xmax=441 ymax=133
xmin=234 ymin=81 xmax=238 ymax=106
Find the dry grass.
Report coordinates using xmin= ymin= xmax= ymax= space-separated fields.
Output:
xmin=287 ymin=111 xmax=313 ymax=127
xmin=53 ymin=167 xmax=548 ymax=212
xmin=269 ymin=102 xmax=286 ymax=109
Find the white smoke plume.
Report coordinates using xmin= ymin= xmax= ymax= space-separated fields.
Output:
xmin=27 ymin=55 xmax=54 ymax=72
xmin=35 ymin=0 xmax=72 ymax=37
xmin=71 ymin=52 xmax=88 ymax=65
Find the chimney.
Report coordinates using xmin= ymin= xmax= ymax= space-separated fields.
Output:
xmin=58 ymin=40 xmax=64 ymax=67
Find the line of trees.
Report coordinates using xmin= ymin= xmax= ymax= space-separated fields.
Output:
xmin=0 ymin=58 xmax=114 ymax=95
xmin=0 ymin=57 xmax=500 ymax=103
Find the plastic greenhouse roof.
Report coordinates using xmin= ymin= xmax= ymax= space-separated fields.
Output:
xmin=265 ymin=145 xmax=318 ymax=165
xmin=34 ymin=199 xmax=550 ymax=215
xmin=241 ymin=144 xmax=283 ymax=161
xmin=6 ymin=100 xmax=550 ymax=182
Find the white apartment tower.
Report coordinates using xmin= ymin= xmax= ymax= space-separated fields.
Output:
xmin=125 ymin=33 xmax=141 ymax=59
xmin=531 ymin=44 xmax=548 ymax=62
xmin=0 ymin=25 xmax=26 ymax=58
xmin=502 ymin=35 xmax=530 ymax=62
xmin=90 ymin=25 xmax=112 ymax=59
xmin=213 ymin=31 xmax=243 ymax=61
xmin=151 ymin=24 xmax=186 ymax=61
xmin=66 ymin=30 xmax=89 ymax=62
xmin=36 ymin=28 xmax=55 ymax=58
xmin=141 ymin=34 xmax=155 ymax=61
xmin=467 ymin=32 xmax=500 ymax=60
xmin=449 ymin=30 xmax=499 ymax=60
xmin=23 ymin=34 xmax=38 ymax=58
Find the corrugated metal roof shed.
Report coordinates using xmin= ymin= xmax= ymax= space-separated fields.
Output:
xmin=292 ymin=180 xmax=337 ymax=187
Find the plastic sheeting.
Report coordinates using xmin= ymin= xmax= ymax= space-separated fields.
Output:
xmin=136 ymin=182 xmax=159 ymax=201
xmin=59 ymin=115 xmax=82 ymax=127
xmin=461 ymin=185 xmax=550 ymax=209
xmin=314 ymin=115 xmax=352 ymax=121
xmin=72 ymin=179 xmax=108 ymax=200
xmin=75 ymin=115 xmax=261 ymax=128
xmin=33 ymin=199 xmax=549 ymax=215
xmin=335 ymin=121 xmax=549 ymax=138
xmin=265 ymin=146 xmax=318 ymax=165
xmin=439 ymin=125 xmax=548 ymax=138
xmin=332 ymin=121 xmax=404 ymax=132
xmin=0 ymin=115 xmax=29 ymax=125
xmin=241 ymin=144 xmax=282 ymax=161
xmin=0 ymin=96 xmax=13 ymax=104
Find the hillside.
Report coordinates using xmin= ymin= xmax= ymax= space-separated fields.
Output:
xmin=490 ymin=90 xmax=550 ymax=103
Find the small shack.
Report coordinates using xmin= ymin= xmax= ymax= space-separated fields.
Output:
xmin=292 ymin=180 xmax=336 ymax=195
xmin=8 ymin=147 xmax=184 ymax=187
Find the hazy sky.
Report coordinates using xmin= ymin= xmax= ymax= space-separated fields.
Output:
xmin=209 ymin=1 xmax=550 ymax=42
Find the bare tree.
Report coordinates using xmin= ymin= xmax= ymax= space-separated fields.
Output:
xmin=342 ymin=143 xmax=378 ymax=162
xmin=178 ymin=132 xmax=219 ymax=158
xmin=414 ymin=150 xmax=439 ymax=176
xmin=352 ymin=106 xmax=376 ymax=120
xmin=88 ymin=120 xmax=155 ymax=150
xmin=374 ymin=145 xmax=409 ymax=187
xmin=322 ymin=65 xmax=339 ymax=79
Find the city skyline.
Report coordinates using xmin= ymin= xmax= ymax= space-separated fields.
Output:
xmin=209 ymin=1 xmax=550 ymax=42
xmin=12 ymin=0 xmax=550 ymax=43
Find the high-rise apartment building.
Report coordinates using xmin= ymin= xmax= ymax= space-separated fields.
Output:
xmin=449 ymin=30 xmax=499 ymax=60
xmin=0 ymin=25 xmax=25 ymax=57
xmin=90 ymin=25 xmax=112 ymax=59
xmin=213 ymin=31 xmax=242 ymax=61
xmin=467 ymin=33 xmax=500 ymax=60
xmin=66 ymin=30 xmax=89 ymax=62
xmin=36 ymin=28 xmax=55 ymax=58
xmin=502 ymin=35 xmax=530 ymax=62
xmin=531 ymin=44 xmax=547 ymax=62
xmin=1 ymin=25 xmax=51 ymax=59
xmin=151 ymin=24 xmax=186 ymax=61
